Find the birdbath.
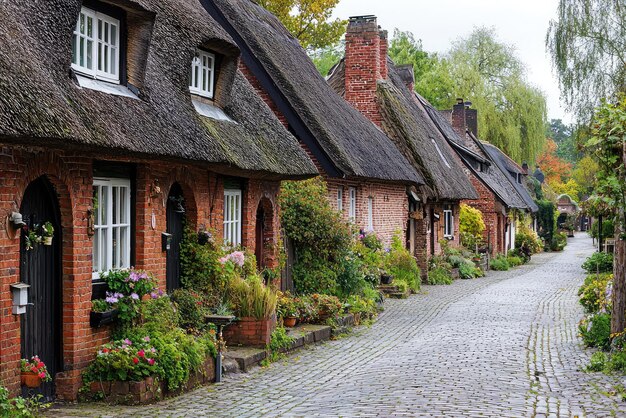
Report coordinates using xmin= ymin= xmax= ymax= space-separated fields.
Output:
xmin=205 ymin=314 xmax=236 ymax=383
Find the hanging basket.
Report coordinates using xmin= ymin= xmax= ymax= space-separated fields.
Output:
xmin=43 ymin=236 xmax=53 ymax=246
xmin=21 ymin=372 xmax=42 ymax=388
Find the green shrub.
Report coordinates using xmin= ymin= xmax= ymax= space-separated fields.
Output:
xmin=490 ymin=254 xmax=510 ymax=271
xmin=459 ymin=203 xmax=485 ymax=250
xmin=427 ymin=266 xmax=453 ymax=285
xmin=264 ymin=327 xmax=294 ymax=364
xmin=344 ymin=294 xmax=377 ymax=323
xmin=586 ymin=351 xmax=608 ymax=372
xmin=550 ymin=232 xmax=568 ymax=251
xmin=607 ymin=351 xmax=626 ymax=373
xmin=335 ymin=250 xmax=369 ymax=298
xmin=459 ymin=260 xmax=482 ymax=279
xmin=100 ymin=269 xmax=157 ymax=328
xmin=515 ymin=227 xmax=543 ymax=255
xmin=590 ymin=219 xmax=614 ymax=240
xmin=582 ymin=252 xmax=614 ymax=274
xmin=171 ymin=289 xmax=209 ymax=331
xmin=536 ymin=199 xmax=556 ymax=246
xmin=579 ymin=312 xmax=611 ymax=350
xmin=506 ymin=255 xmax=523 ymax=267
xmin=578 ymin=273 xmax=613 ymax=314
xmin=385 ymin=234 xmax=420 ymax=292
xmin=0 ymin=386 xmax=43 ymax=418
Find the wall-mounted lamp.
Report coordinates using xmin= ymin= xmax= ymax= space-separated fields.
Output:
xmin=87 ymin=208 xmax=95 ymax=237
xmin=5 ymin=211 xmax=26 ymax=240
xmin=150 ymin=178 xmax=162 ymax=199
xmin=9 ymin=212 xmax=26 ymax=227
xmin=10 ymin=283 xmax=30 ymax=315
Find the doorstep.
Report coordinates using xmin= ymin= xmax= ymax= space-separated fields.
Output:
xmin=223 ymin=323 xmax=334 ymax=374
xmin=377 ymin=284 xmax=410 ymax=299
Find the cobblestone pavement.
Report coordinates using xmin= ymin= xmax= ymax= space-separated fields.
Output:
xmin=52 ymin=234 xmax=626 ymax=417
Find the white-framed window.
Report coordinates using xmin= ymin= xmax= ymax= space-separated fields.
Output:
xmin=72 ymin=7 xmax=121 ymax=83
xmin=189 ymin=50 xmax=216 ymax=99
xmin=92 ymin=178 xmax=131 ymax=280
xmin=367 ymin=196 xmax=374 ymax=231
xmin=443 ymin=204 xmax=454 ymax=239
xmin=337 ymin=188 xmax=343 ymax=212
xmin=348 ymin=187 xmax=356 ymax=220
xmin=224 ymin=189 xmax=242 ymax=246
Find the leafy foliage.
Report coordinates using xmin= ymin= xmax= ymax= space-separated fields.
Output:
xmin=258 ymin=0 xmax=346 ymax=50
xmin=536 ymin=139 xmax=573 ymax=186
xmin=0 ymin=386 xmax=44 ymax=418
xmin=227 ymin=275 xmax=277 ymax=319
xmin=459 ymin=203 xmax=485 ymax=250
xmin=579 ymin=312 xmax=611 ymax=350
xmin=547 ymin=0 xmax=626 ymax=120
xmin=582 ymin=252 xmax=614 ymax=274
xmin=385 ymin=234 xmax=421 ymax=292
xmin=536 ymin=199 xmax=556 ymax=246
xmin=578 ymin=273 xmax=613 ymax=314
xmin=490 ymin=254 xmax=510 ymax=271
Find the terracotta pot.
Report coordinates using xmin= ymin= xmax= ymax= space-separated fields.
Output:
xmin=43 ymin=236 xmax=53 ymax=246
xmin=21 ymin=372 xmax=42 ymax=388
xmin=283 ymin=317 xmax=297 ymax=327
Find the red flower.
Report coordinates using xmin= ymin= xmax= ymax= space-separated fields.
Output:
xmin=102 ymin=348 xmax=109 ymax=353
xmin=132 ymin=357 xmax=139 ymax=364
xmin=30 ymin=367 xmax=37 ymax=373
xmin=137 ymin=350 xmax=145 ymax=358
xmin=147 ymin=358 xmax=155 ymax=366
xmin=37 ymin=362 xmax=44 ymax=368
xmin=38 ymin=372 xmax=46 ymax=379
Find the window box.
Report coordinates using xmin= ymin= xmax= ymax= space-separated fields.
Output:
xmin=89 ymin=308 xmax=119 ymax=328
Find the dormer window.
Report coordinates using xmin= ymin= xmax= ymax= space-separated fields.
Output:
xmin=72 ymin=6 xmax=120 ymax=83
xmin=189 ymin=50 xmax=216 ymax=99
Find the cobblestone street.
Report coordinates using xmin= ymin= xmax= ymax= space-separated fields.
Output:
xmin=52 ymin=234 xmax=626 ymax=417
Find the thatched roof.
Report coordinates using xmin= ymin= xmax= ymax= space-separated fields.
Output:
xmin=482 ymin=143 xmax=539 ymax=213
xmin=204 ymin=0 xmax=423 ymax=185
xmin=419 ymin=98 xmax=527 ymax=209
xmin=327 ymin=59 xmax=476 ymax=201
xmin=0 ymin=0 xmax=317 ymax=179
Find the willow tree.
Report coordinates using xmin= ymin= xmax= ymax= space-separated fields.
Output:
xmin=257 ymin=0 xmax=346 ymax=50
xmin=547 ymin=0 xmax=626 ymax=121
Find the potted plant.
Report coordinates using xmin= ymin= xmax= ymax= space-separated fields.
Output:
xmin=42 ymin=222 xmax=54 ymax=245
xmin=20 ymin=356 xmax=52 ymax=388
xmin=277 ymin=292 xmax=299 ymax=327
xmin=90 ymin=299 xmax=119 ymax=328
xmin=380 ymin=270 xmax=393 ymax=285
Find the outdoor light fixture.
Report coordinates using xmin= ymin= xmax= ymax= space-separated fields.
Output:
xmin=9 ymin=211 xmax=26 ymax=227
xmin=10 ymin=283 xmax=30 ymax=315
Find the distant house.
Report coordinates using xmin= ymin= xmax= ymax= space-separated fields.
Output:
xmin=204 ymin=1 xmax=423 ymax=255
xmin=0 ymin=0 xmax=316 ymax=400
xmin=424 ymin=99 xmax=534 ymax=255
xmin=326 ymin=16 xmax=477 ymax=275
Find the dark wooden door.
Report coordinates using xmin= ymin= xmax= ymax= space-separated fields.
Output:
xmin=166 ymin=183 xmax=184 ymax=293
xmin=20 ymin=177 xmax=62 ymax=401
xmin=255 ymin=204 xmax=264 ymax=271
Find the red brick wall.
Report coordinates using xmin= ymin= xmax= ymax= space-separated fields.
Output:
xmin=461 ymin=170 xmax=507 ymax=256
xmin=0 ymin=146 xmax=280 ymax=400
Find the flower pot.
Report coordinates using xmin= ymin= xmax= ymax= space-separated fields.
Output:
xmin=283 ymin=317 xmax=297 ymax=327
xmin=43 ymin=236 xmax=53 ymax=246
xmin=380 ymin=274 xmax=393 ymax=285
xmin=90 ymin=308 xmax=119 ymax=328
xmin=21 ymin=372 xmax=42 ymax=388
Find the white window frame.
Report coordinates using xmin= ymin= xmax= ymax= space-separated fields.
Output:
xmin=348 ymin=187 xmax=356 ymax=220
xmin=337 ymin=188 xmax=343 ymax=212
xmin=92 ymin=178 xmax=131 ymax=280
xmin=443 ymin=205 xmax=454 ymax=239
xmin=72 ymin=6 xmax=121 ymax=83
xmin=189 ymin=50 xmax=216 ymax=99
xmin=367 ymin=196 xmax=374 ymax=231
xmin=224 ymin=189 xmax=242 ymax=246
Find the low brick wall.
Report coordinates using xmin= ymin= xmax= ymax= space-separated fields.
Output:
xmin=87 ymin=357 xmax=215 ymax=405
xmin=223 ymin=315 xmax=277 ymax=347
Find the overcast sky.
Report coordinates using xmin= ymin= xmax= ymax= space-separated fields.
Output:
xmin=332 ymin=0 xmax=572 ymax=124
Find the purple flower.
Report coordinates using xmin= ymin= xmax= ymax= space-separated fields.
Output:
xmin=131 ymin=293 xmax=139 ymax=300
xmin=129 ymin=272 xmax=139 ymax=282
xmin=228 ymin=251 xmax=245 ymax=267
xmin=124 ymin=338 xmax=132 ymax=345
xmin=143 ymin=336 xmax=150 ymax=342
xmin=105 ymin=291 xmax=120 ymax=304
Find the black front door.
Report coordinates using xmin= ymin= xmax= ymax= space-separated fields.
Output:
xmin=255 ymin=204 xmax=265 ymax=271
xmin=20 ymin=176 xmax=62 ymax=401
xmin=166 ymin=183 xmax=185 ymax=293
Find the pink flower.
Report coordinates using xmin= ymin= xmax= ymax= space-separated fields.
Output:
xmin=124 ymin=338 xmax=132 ymax=345
xmin=228 ymin=251 xmax=245 ymax=267
xmin=147 ymin=358 xmax=155 ymax=366
xmin=218 ymin=257 xmax=228 ymax=264
xmin=143 ymin=336 xmax=150 ymax=342
xmin=137 ymin=350 xmax=145 ymax=358
xmin=38 ymin=372 xmax=46 ymax=379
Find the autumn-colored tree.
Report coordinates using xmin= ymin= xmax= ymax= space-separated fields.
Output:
xmin=536 ymin=139 xmax=573 ymax=185
xmin=258 ymin=0 xmax=346 ymax=50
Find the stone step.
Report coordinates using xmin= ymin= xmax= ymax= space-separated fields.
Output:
xmin=377 ymin=284 xmax=401 ymax=293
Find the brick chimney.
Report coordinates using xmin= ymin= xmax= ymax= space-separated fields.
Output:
xmin=451 ymin=98 xmax=466 ymax=136
xmin=465 ymin=108 xmax=478 ymax=137
xmin=344 ymin=15 xmax=388 ymax=127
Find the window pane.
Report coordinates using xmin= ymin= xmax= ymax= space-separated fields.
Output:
xmin=79 ymin=37 xmax=85 ymax=67
xmin=87 ymin=15 xmax=92 ymax=37
xmin=120 ymin=187 xmax=127 ymax=223
xmin=87 ymin=39 xmax=93 ymax=69
xmin=111 ymin=25 xmax=117 ymax=47
xmin=100 ymin=185 xmax=108 ymax=225
xmin=103 ymin=44 xmax=109 ymax=73
xmin=101 ymin=228 xmax=108 ymax=271
xmin=72 ymin=35 xmax=77 ymax=64
xmin=112 ymin=186 xmax=118 ymax=224
xmin=80 ymin=13 xmax=85 ymax=34
xmin=104 ymin=22 xmax=109 ymax=43
xmin=110 ymin=47 xmax=116 ymax=75
xmin=98 ymin=19 xmax=102 ymax=41
xmin=112 ymin=227 xmax=119 ymax=268
xmin=92 ymin=229 xmax=100 ymax=272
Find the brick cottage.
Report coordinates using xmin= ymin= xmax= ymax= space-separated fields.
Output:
xmin=428 ymin=99 xmax=536 ymax=255
xmin=204 ymin=0 xmax=423 ymax=256
xmin=327 ymin=16 xmax=478 ymax=276
xmin=0 ymin=0 xmax=316 ymax=400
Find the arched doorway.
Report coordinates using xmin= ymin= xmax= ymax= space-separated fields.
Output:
xmin=166 ymin=183 xmax=185 ymax=293
xmin=20 ymin=176 xmax=62 ymax=401
xmin=255 ymin=198 xmax=275 ymax=273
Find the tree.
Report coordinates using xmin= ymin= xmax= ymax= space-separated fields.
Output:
xmin=536 ymin=139 xmax=573 ymax=185
xmin=258 ymin=0 xmax=346 ymax=50
xmin=582 ymin=96 xmax=626 ymax=334
xmin=310 ymin=42 xmax=344 ymax=76
xmin=388 ymin=30 xmax=456 ymax=109
xmin=571 ymin=155 xmax=599 ymax=198
xmin=547 ymin=0 xmax=626 ymax=121
xmin=548 ymin=119 xmax=582 ymax=163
